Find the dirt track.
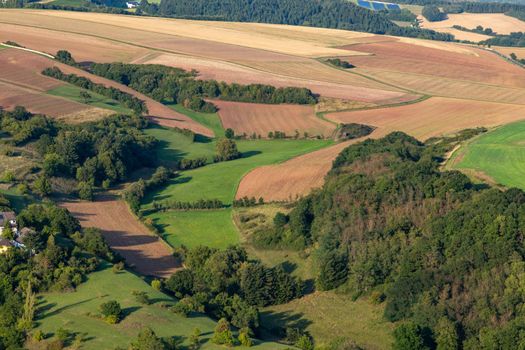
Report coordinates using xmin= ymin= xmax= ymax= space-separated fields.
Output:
xmin=61 ymin=195 xmax=180 ymax=278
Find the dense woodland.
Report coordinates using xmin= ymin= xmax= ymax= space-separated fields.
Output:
xmin=0 ymin=107 xmax=155 ymax=199
xmin=137 ymin=0 xmax=453 ymax=41
xmin=422 ymin=5 xmax=447 ymax=21
xmin=249 ymin=131 xmax=525 ymax=348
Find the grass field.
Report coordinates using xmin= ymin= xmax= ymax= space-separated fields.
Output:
xmin=143 ymin=121 xmax=332 ymax=248
xmin=47 ymin=85 xmax=133 ymax=115
xmin=35 ymin=263 xmax=288 ymax=349
xmin=450 ymin=121 xmax=525 ymax=189
xmin=261 ymin=292 xmax=394 ymax=350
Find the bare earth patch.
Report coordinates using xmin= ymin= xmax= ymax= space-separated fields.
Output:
xmin=214 ymin=100 xmax=335 ymax=138
xmin=61 ymin=195 xmax=181 ymax=278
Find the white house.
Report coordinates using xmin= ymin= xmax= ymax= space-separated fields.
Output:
xmin=126 ymin=1 xmax=139 ymax=8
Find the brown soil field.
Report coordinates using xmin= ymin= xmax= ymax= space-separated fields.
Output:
xmin=61 ymin=196 xmax=180 ymax=278
xmin=494 ymin=46 xmax=525 ymax=60
xmin=420 ymin=13 xmax=525 ymax=36
xmin=346 ymin=41 xmax=525 ymax=89
xmin=325 ymin=97 xmax=525 ymax=141
xmin=236 ymin=137 xmax=366 ymax=201
xmin=0 ymin=23 xmax=147 ymax=63
xmin=0 ymin=81 xmax=98 ymax=118
xmin=0 ymin=48 xmax=213 ymax=135
xmin=214 ymin=100 xmax=336 ymax=138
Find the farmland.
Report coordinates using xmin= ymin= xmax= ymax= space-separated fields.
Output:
xmin=449 ymin=121 xmax=525 ymax=189
xmin=214 ymin=100 xmax=335 ymax=138
xmin=34 ymin=264 xmax=288 ymax=350
xmin=420 ymin=13 xmax=525 ymax=37
xmin=60 ymin=195 xmax=180 ymax=278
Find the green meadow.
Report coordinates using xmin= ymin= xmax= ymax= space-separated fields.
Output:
xmin=451 ymin=121 xmax=525 ymax=189
xmin=47 ymin=85 xmax=133 ymax=115
xmin=143 ymin=120 xmax=332 ymax=248
xmin=35 ymin=264 xmax=288 ymax=349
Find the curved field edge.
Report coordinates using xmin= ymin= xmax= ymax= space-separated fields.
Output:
xmin=34 ymin=263 xmax=289 ymax=350
xmin=448 ymin=120 xmax=525 ymax=189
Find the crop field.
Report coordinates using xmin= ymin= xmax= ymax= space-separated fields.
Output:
xmin=35 ymin=264 xmax=286 ymax=350
xmin=0 ymin=9 xmax=417 ymax=105
xmin=346 ymin=41 xmax=525 ymax=89
xmin=214 ymin=100 xmax=335 ymax=138
xmin=261 ymin=292 xmax=394 ymax=350
xmin=449 ymin=121 xmax=525 ymax=189
xmin=325 ymin=97 xmax=525 ymax=141
xmin=236 ymin=138 xmax=364 ymax=202
xmin=420 ymin=13 xmax=525 ymax=36
xmin=60 ymin=196 xmax=180 ymax=278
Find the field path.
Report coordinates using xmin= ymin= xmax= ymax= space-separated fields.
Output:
xmin=61 ymin=195 xmax=180 ymax=278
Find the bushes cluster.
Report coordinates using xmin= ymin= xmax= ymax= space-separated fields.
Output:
xmin=337 ymin=123 xmax=375 ymax=140
xmin=164 ymin=246 xmax=302 ymax=331
xmin=422 ymin=5 xmax=447 ymax=21
xmin=152 ymin=198 xmax=224 ymax=211
xmin=233 ymin=196 xmax=264 ymax=207
xmin=42 ymin=67 xmax=147 ymax=115
xmin=124 ymin=167 xmax=172 ymax=213
xmin=176 ymin=157 xmax=207 ymax=170
xmin=326 ymin=58 xmax=354 ymax=69
xmin=214 ymin=138 xmax=241 ymax=162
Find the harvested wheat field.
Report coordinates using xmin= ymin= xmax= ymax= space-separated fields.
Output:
xmin=144 ymin=54 xmax=413 ymax=103
xmin=0 ymin=9 xmax=370 ymax=57
xmin=346 ymin=41 xmax=525 ymax=89
xmin=420 ymin=13 xmax=525 ymax=36
xmin=61 ymin=196 xmax=180 ymax=278
xmin=214 ymin=100 xmax=336 ymax=138
xmin=325 ymin=97 xmax=525 ymax=141
xmin=0 ymin=23 xmax=147 ymax=63
xmin=236 ymin=137 xmax=369 ymax=201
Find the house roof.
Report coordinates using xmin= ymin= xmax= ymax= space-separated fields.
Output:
xmin=0 ymin=238 xmax=12 ymax=247
xmin=0 ymin=212 xmax=15 ymax=226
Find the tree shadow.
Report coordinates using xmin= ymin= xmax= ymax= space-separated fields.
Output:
xmin=259 ymin=310 xmax=313 ymax=341
xmin=241 ymin=150 xmax=262 ymax=158
xmin=121 ymin=306 xmax=142 ymax=319
xmin=194 ymin=134 xmax=213 ymax=143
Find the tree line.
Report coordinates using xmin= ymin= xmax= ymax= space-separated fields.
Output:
xmin=249 ymin=130 xmax=525 ymax=348
xmin=88 ymin=62 xmax=318 ymax=112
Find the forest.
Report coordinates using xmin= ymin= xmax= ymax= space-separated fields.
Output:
xmin=0 ymin=107 xmax=155 ymax=200
xmin=137 ymin=0 xmax=453 ymax=41
xmin=251 ymin=131 xmax=525 ymax=349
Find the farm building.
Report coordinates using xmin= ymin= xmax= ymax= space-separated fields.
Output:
xmin=356 ymin=0 xmax=400 ymax=11
xmin=0 ymin=238 xmax=12 ymax=254
xmin=126 ymin=1 xmax=139 ymax=8
xmin=0 ymin=211 xmax=16 ymax=235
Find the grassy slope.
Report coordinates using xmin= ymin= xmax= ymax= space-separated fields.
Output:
xmin=35 ymin=264 xmax=289 ymax=350
xmin=451 ymin=121 xmax=525 ymax=189
xmin=142 ymin=105 xmax=332 ymax=248
xmin=47 ymin=85 xmax=133 ymax=115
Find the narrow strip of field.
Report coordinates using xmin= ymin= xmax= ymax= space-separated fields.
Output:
xmin=449 ymin=121 xmax=525 ymax=189
xmin=60 ymin=195 xmax=180 ymax=278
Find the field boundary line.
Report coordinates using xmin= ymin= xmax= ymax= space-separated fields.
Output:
xmin=0 ymin=42 xmax=54 ymax=59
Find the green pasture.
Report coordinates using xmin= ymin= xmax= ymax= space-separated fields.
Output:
xmin=35 ymin=264 xmax=289 ymax=349
xmin=450 ymin=121 xmax=525 ymax=189
xmin=47 ymin=85 xmax=133 ymax=115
